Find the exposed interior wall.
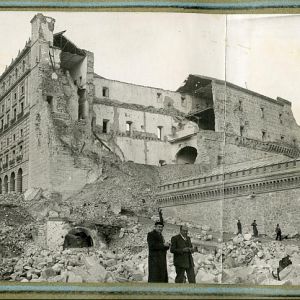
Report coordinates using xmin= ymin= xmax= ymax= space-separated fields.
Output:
xmin=93 ymin=76 xmax=195 ymax=114
xmin=213 ymin=81 xmax=300 ymax=146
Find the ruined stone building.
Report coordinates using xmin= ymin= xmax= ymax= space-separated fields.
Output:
xmin=0 ymin=14 xmax=299 ymax=236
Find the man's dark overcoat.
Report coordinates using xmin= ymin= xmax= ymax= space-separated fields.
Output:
xmin=147 ymin=230 xmax=169 ymax=283
xmin=170 ymin=234 xmax=194 ymax=268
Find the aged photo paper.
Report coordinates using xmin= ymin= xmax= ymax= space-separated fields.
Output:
xmin=0 ymin=10 xmax=299 ymax=297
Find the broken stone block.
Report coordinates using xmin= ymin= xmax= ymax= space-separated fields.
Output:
xmin=233 ymin=236 xmax=243 ymax=245
xmin=48 ymin=211 xmax=59 ymax=218
xmin=40 ymin=268 xmax=57 ymax=279
xmin=202 ymin=225 xmax=211 ymax=231
xmin=196 ymin=269 xmax=215 ymax=283
xmin=24 ymin=188 xmax=42 ymax=202
xmin=244 ymin=233 xmax=252 ymax=241
xmin=257 ymin=251 xmax=264 ymax=258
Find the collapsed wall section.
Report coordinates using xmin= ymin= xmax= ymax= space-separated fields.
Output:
xmin=27 ymin=14 xmax=101 ymax=199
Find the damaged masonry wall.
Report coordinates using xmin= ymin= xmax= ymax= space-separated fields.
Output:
xmin=27 ymin=14 xmax=101 ymax=199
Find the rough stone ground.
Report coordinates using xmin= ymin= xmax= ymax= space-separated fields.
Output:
xmin=0 ymin=159 xmax=299 ymax=285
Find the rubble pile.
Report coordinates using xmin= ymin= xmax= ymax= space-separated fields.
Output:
xmin=0 ymin=203 xmax=34 ymax=259
xmin=1 ymin=243 xmax=223 ymax=284
xmin=222 ymin=235 xmax=300 ymax=285
xmin=222 ymin=234 xmax=263 ymax=268
xmin=67 ymin=161 xmax=159 ymax=224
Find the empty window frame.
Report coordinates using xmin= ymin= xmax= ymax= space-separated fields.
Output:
xmin=262 ymin=130 xmax=266 ymax=141
xmin=126 ymin=121 xmax=132 ymax=136
xmin=102 ymin=87 xmax=109 ymax=98
xmin=238 ymin=100 xmax=243 ymax=111
xmin=102 ymin=120 xmax=109 ymax=133
xmin=260 ymin=107 xmax=264 ymax=118
xmin=157 ymin=126 xmax=163 ymax=140
xmin=279 ymin=113 xmax=283 ymax=124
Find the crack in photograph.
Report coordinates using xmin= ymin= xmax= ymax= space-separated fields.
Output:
xmin=0 ymin=11 xmax=299 ymax=288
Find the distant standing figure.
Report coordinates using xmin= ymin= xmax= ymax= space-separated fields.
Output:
xmin=275 ymin=224 xmax=282 ymax=241
xmin=251 ymin=220 xmax=258 ymax=237
xmin=147 ymin=221 xmax=170 ymax=283
xmin=237 ymin=220 xmax=242 ymax=235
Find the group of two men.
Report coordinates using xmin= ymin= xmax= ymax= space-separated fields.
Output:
xmin=147 ymin=221 xmax=197 ymax=283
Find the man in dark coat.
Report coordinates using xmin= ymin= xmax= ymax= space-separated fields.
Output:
xmin=275 ymin=224 xmax=282 ymax=241
xmin=237 ymin=220 xmax=242 ymax=235
xmin=147 ymin=221 xmax=170 ymax=283
xmin=251 ymin=220 xmax=258 ymax=237
xmin=170 ymin=225 xmax=197 ymax=283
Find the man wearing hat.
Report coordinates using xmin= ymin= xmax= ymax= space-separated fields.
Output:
xmin=147 ymin=220 xmax=170 ymax=282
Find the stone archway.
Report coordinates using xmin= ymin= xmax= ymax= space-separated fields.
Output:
xmin=17 ymin=168 xmax=23 ymax=193
xmin=10 ymin=172 xmax=15 ymax=192
xmin=4 ymin=176 xmax=8 ymax=193
xmin=63 ymin=227 xmax=94 ymax=249
xmin=175 ymin=146 xmax=198 ymax=164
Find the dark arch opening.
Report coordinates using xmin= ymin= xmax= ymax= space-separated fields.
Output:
xmin=10 ymin=172 xmax=15 ymax=192
xmin=63 ymin=227 xmax=94 ymax=249
xmin=4 ymin=176 xmax=8 ymax=194
xmin=17 ymin=168 xmax=23 ymax=193
xmin=176 ymin=146 xmax=198 ymax=164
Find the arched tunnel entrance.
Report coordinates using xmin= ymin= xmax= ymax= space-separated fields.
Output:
xmin=176 ymin=146 xmax=198 ymax=164
xmin=63 ymin=227 xmax=94 ymax=249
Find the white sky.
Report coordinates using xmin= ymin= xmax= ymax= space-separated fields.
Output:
xmin=0 ymin=12 xmax=299 ymax=124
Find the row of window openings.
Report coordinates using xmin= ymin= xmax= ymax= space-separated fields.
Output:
xmin=102 ymin=120 xmax=166 ymax=140
xmin=0 ymin=146 xmax=23 ymax=165
xmin=2 ymin=97 xmax=24 ymax=115
xmin=1 ymin=60 xmax=27 ymax=93
xmin=239 ymin=126 xmax=296 ymax=144
xmin=101 ymin=87 xmax=187 ymax=107
xmin=1 ymin=104 xmax=24 ymax=127
xmin=1 ymin=131 xmax=23 ymax=149
xmin=238 ymin=101 xmax=284 ymax=124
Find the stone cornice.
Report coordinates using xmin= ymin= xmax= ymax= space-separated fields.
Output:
xmin=157 ymin=159 xmax=300 ymax=207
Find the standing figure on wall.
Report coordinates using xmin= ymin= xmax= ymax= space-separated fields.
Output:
xmin=237 ymin=219 xmax=242 ymax=235
xmin=251 ymin=220 xmax=258 ymax=237
xmin=275 ymin=224 xmax=282 ymax=241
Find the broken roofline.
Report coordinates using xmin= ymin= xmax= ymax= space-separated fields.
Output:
xmin=93 ymin=73 xmax=184 ymax=94
xmin=95 ymin=72 xmax=293 ymax=107
xmin=179 ymin=74 xmax=292 ymax=107
xmin=53 ymin=31 xmax=86 ymax=56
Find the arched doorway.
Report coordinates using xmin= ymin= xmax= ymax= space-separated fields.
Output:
xmin=63 ymin=227 xmax=94 ymax=249
xmin=4 ymin=176 xmax=8 ymax=193
xmin=10 ymin=172 xmax=15 ymax=192
xmin=176 ymin=146 xmax=198 ymax=164
xmin=17 ymin=169 xmax=23 ymax=193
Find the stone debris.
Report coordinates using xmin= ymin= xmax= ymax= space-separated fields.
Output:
xmin=222 ymin=235 xmax=300 ymax=285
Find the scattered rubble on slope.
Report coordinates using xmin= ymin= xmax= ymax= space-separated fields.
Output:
xmin=222 ymin=234 xmax=300 ymax=285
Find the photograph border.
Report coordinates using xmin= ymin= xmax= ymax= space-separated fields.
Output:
xmin=0 ymin=1 xmax=300 ymax=298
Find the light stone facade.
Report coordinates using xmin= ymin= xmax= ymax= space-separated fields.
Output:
xmin=0 ymin=12 xmax=299 ymax=225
